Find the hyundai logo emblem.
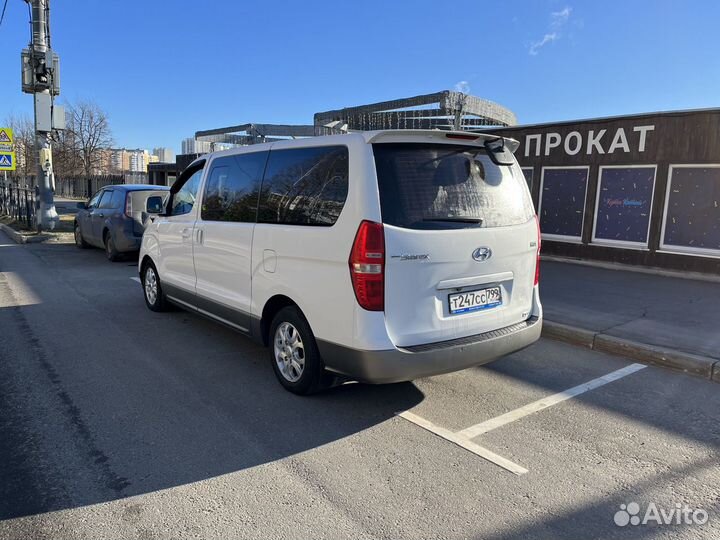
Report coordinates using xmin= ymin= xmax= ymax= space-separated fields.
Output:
xmin=472 ymin=247 xmax=492 ymax=262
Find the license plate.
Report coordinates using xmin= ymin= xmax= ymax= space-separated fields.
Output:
xmin=448 ymin=286 xmax=502 ymax=314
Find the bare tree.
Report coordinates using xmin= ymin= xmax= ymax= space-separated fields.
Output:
xmin=65 ymin=100 xmax=113 ymax=182
xmin=52 ymin=124 xmax=83 ymax=178
xmin=3 ymin=113 xmax=36 ymax=183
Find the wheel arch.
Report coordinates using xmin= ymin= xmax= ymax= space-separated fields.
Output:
xmin=259 ymin=294 xmax=302 ymax=346
xmin=140 ymin=254 xmax=155 ymax=277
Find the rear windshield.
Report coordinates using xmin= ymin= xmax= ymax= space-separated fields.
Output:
xmin=372 ymin=143 xmax=534 ymax=229
xmin=129 ymin=190 xmax=169 ymax=212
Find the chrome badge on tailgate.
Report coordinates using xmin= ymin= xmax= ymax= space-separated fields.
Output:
xmin=390 ymin=254 xmax=430 ymax=261
xmin=472 ymin=247 xmax=492 ymax=262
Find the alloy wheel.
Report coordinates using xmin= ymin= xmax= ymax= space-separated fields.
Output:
xmin=273 ymin=322 xmax=305 ymax=382
xmin=144 ymin=267 xmax=158 ymax=306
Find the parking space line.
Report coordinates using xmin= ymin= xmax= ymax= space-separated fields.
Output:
xmin=130 ymin=277 xmax=141 ymax=283
xmin=458 ymin=363 xmax=647 ymax=439
xmin=397 ymin=410 xmax=529 ymax=475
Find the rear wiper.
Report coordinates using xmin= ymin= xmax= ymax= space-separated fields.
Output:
xmin=423 ymin=217 xmax=483 ymax=224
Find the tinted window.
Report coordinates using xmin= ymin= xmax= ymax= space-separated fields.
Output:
xmin=372 ymin=143 xmax=534 ymax=230
xmin=257 ymin=146 xmax=348 ymax=226
xmin=98 ymin=190 xmax=114 ymax=209
xmin=201 ymin=151 xmax=268 ymax=222
xmin=109 ymin=190 xmax=126 ymax=209
xmin=171 ymin=168 xmax=204 ymax=216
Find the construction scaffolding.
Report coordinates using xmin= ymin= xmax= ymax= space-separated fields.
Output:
xmin=192 ymin=90 xmax=517 ymax=148
xmin=314 ymin=90 xmax=517 ymax=135
xmin=195 ymin=123 xmax=316 ymax=147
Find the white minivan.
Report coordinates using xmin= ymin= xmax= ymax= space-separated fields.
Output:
xmin=139 ymin=130 xmax=542 ymax=394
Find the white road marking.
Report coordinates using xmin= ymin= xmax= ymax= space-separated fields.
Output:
xmin=130 ymin=277 xmax=141 ymax=283
xmin=397 ymin=410 xmax=528 ymax=475
xmin=458 ymin=363 xmax=647 ymax=439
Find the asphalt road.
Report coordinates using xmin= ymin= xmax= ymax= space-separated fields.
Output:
xmin=1 ymin=230 xmax=718 ymax=539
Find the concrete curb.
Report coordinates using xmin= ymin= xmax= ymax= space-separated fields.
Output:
xmin=541 ymin=255 xmax=720 ymax=284
xmin=0 ymin=223 xmax=52 ymax=244
xmin=541 ymin=320 xmax=595 ymax=349
xmin=542 ymin=320 xmax=719 ymax=382
xmin=0 ymin=223 xmax=27 ymax=244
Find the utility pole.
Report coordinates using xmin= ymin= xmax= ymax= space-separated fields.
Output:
xmin=21 ymin=0 xmax=63 ymax=231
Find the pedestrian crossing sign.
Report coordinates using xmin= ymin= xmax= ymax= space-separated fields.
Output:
xmin=0 ymin=128 xmax=13 ymax=145
xmin=0 ymin=152 xmax=16 ymax=171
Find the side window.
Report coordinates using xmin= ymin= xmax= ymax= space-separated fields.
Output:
xmin=88 ymin=191 xmax=103 ymax=208
xmin=257 ymin=146 xmax=349 ymax=226
xmin=171 ymin=168 xmax=204 ymax=216
xmin=201 ymin=151 xmax=268 ymax=222
xmin=109 ymin=190 xmax=125 ymax=209
xmin=98 ymin=190 xmax=114 ymax=209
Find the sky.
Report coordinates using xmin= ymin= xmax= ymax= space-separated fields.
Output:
xmin=0 ymin=0 xmax=718 ymax=155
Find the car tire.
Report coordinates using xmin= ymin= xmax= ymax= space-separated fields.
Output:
xmin=74 ymin=222 xmax=89 ymax=249
xmin=269 ymin=306 xmax=331 ymax=395
xmin=104 ymin=232 xmax=121 ymax=262
xmin=141 ymin=261 xmax=170 ymax=312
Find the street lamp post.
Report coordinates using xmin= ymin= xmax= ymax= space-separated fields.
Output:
xmin=21 ymin=0 xmax=63 ymax=232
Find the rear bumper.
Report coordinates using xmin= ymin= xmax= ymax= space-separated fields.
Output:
xmin=317 ymin=316 xmax=542 ymax=384
xmin=114 ymin=231 xmax=142 ymax=252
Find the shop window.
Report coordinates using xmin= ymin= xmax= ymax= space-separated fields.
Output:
xmin=592 ymin=166 xmax=656 ymax=247
xmin=521 ymin=167 xmax=534 ymax=191
xmin=661 ymin=165 xmax=720 ymax=256
xmin=538 ymin=167 xmax=589 ymax=241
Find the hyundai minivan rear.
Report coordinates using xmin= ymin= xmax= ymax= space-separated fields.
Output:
xmin=318 ymin=131 xmax=542 ymax=384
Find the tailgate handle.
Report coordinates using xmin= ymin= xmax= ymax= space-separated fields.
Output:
xmin=436 ymin=271 xmax=514 ymax=290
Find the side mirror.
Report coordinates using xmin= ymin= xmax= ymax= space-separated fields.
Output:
xmin=146 ymin=196 xmax=164 ymax=214
xmin=76 ymin=201 xmax=88 ymax=209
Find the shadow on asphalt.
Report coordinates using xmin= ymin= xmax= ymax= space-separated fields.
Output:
xmin=482 ymin=455 xmax=719 ymax=540
xmin=0 ymin=238 xmax=425 ymax=520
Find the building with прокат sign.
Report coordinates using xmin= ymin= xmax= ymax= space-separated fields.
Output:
xmin=488 ymin=108 xmax=720 ymax=274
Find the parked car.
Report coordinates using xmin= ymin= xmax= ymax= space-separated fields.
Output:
xmin=75 ymin=184 xmax=170 ymax=261
xmin=139 ymin=130 xmax=542 ymax=394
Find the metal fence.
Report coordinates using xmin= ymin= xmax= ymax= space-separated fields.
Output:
xmin=55 ymin=175 xmax=125 ymax=199
xmin=1 ymin=173 xmax=142 ymax=227
xmin=0 ymin=182 xmax=36 ymax=228
xmin=123 ymin=172 xmax=149 ymax=185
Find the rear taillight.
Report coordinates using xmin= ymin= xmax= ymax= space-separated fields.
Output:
xmin=534 ymin=215 xmax=541 ymax=286
xmin=349 ymin=220 xmax=385 ymax=311
xmin=124 ymin=193 xmax=132 ymax=217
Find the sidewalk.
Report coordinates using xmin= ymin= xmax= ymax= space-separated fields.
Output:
xmin=540 ymin=260 xmax=720 ymax=381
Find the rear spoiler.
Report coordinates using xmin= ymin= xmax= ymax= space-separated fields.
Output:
xmin=363 ymin=130 xmax=519 ymax=164
xmin=363 ymin=130 xmax=519 ymax=153
xmin=493 ymin=136 xmax=519 ymax=153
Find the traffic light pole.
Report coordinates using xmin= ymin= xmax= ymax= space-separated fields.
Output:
xmin=29 ymin=0 xmax=58 ymax=232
